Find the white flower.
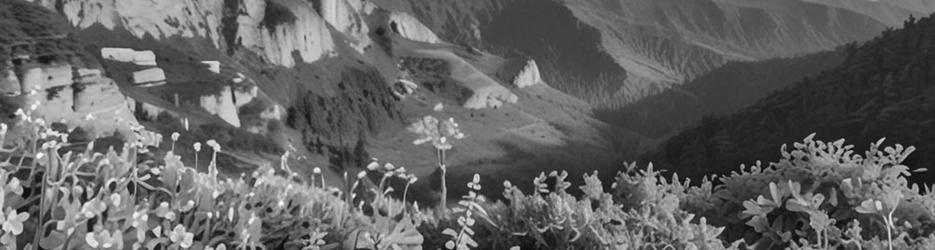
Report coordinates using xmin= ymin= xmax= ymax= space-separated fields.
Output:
xmin=313 ymin=167 xmax=322 ymax=174
xmin=408 ymin=176 xmax=418 ymax=184
xmin=357 ymin=171 xmax=367 ymax=179
xmin=433 ymin=102 xmax=444 ymax=111
xmin=384 ymin=163 xmax=395 ymax=171
xmin=206 ymin=139 xmax=221 ymax=151
xmin=171 ymin=132 xmax=180 ymax=141
xmin=366 ymin=161 xmax=380 ymax=171
xmin=193 ymin=142 xmax=202 ymax=152
xmin=84 ymin=113 xmax=95 ymax=121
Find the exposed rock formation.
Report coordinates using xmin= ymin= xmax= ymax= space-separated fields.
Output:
xmin=233 ymin=85 xmax=258 ymax=108
xmin=319 ymin=0 xmax=375 ymax=53
xmin=101 ymin=48 xmax=156 ymax=66
xmin=132 ymin=68 xmax=167 ymax=87
xmin=0 ymin=62 xmax=140 ymax=138
xmin=513 ymin=60 xmax=543 ymax=88
xmin=201 ymin=61 xmax=221 ymax=74
xmin=200 ymin=85 xmax=241 ymax=127
xmin=391 ymin=78 xmax=418 ymax=98
xmin=387 ymin=12 xmax=441 ymax=44
xmin=28 ymin=0 xmax=336 ymax=67
xmin=232 ymin=0 xmax=335 ymax=67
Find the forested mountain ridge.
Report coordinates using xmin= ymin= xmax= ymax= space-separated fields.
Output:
xmin=642 ymin=15 xmax=935 ymax=183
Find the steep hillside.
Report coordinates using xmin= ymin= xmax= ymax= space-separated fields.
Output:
xmin=377 ymin=0 xmax=914 ymax=109
xmin=598 ymin=50 xmax=846 ymax=141
xmin=566 ymin=0 xmax=892 ymax=107
xmin=642 ymin=14 xmax=935 ymax=183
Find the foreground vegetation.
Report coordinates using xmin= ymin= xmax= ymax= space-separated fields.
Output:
xmin=0 ymin=109 xmax=934 ymax=250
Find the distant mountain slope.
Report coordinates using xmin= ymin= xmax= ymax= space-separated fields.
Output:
xmin=642 ymin=14 xmax=935 ymax=183
xmin=566 ymin=0 xmax=890 ymax=107
xmin=598 ymin=50 xmax=846 ymax=140
xmin=379 ymin=0 xmax=912 ymax=109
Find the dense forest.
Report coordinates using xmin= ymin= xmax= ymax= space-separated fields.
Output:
xmin=643 ymin=15 xmax=935 ymax=183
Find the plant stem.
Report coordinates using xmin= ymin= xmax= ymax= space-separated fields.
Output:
xmin=886 ymin=211 xmax=895 ymax=250
xmin=439 ymin=148 xmax=448 ymax=213
xmin=403 ymin=182 xmax=411 ymax=203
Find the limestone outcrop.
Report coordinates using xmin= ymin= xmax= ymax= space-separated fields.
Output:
xmin=387 ymin=12 xmax=441 ymax=44
xmin=0 ymin=61 xmax=140 ymax=138
xmin=319 ymin=0 xmax=376 ymax=53
xmin=513 ymin=60 xmax=543 ymax=88
xmin=101 ymin=48 xmax=157 ymax=66
xmin=200 ymin=85 xmax=241 ymax=128
xmin=29 ymin=0 xmax=336 ymax=67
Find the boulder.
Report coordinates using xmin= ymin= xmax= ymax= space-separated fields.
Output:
xmin=200 ymin=85 xmax=241 ymax=127
xmin=513 ymin=60 xmax=544 ymax=88
xmin=391 ymin=78 xmax=418 ymax=98
xmin=101 ymin=48 xmax=157 ymax=66
xmin=201 ymin=61 xmax=221 ymax=74
xmin=132 ymin=68 xmax=167 ymax=87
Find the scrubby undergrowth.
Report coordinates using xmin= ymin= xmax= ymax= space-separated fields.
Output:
xmin=1 ymin=112 xmax=935 ymax=249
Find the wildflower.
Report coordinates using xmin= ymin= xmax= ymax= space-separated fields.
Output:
xmin=313 ymin=167 xmax=322 ymax=174
xmin=384 ymin=163 xmax=396 ymax=171
xmin=171 ymin=132 xmax=180 ymax=141
xmin=434 ymin=102 xmax=444 ymax=111
xmin=155 ymin=202 xmax=176 ymax=220
xmin=357 ymin=171 xmax=367 ymax=179
xmin=194 ymin=142 xmax=202 ymax=152
xmin=207 ymin=139 xmax=221 ymax=152
xmin=0 ymin=207 xmax=29 ymax=240
xmin=13 ymin=109 xmax=24 ymax=118
xmin=4 ymin=177 xmax=22 ymax=196
xmin=168 ymin=225 xmax=194 ymax=248
xmin=409 ymin=175 xmax=418 ymax=184
xmin=81 ymin=198 xmax=107 ymax=218
xmin=86 ymin=229 xmax=123 ymax=249
xmin=84 ymin=113 xmax=96 ymax=121
xmin=366 ymin=161 xmax=379 ymax=171
xmin=131 ymin=209 xmax=149 ymax=240
xmin=110 ymin=193 xmax=122 ymax=207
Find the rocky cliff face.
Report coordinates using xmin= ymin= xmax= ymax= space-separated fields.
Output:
xmin=200 ymin=85 xmax=241 ymax=127
xmin=1 ymin=0 xmax=141 ymax=138
xmin=26 ymin=0 xmax=335 ymax=67
xmin=0 ymin=61 xmax=140 ymax=138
